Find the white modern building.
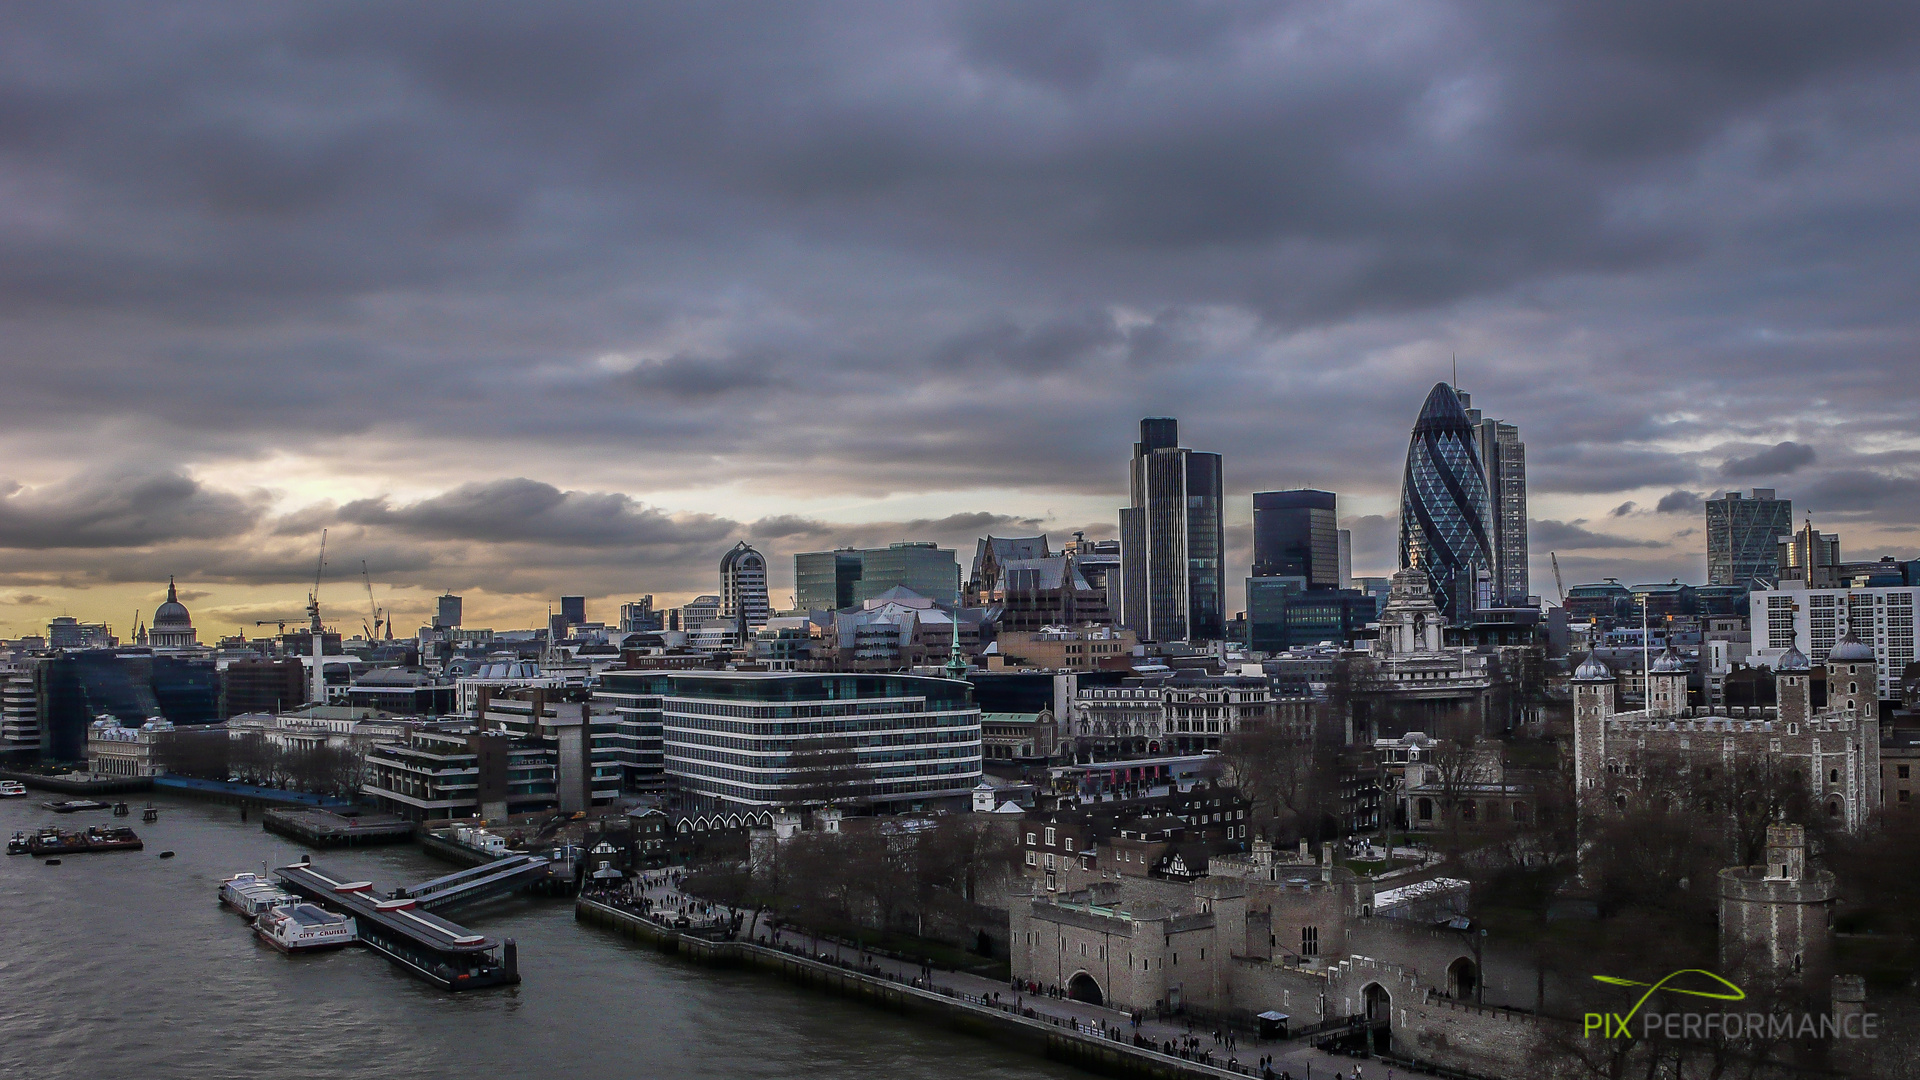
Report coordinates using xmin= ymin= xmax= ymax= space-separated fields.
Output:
xmin=1750 ymin=581 xmax=1917 ymax=701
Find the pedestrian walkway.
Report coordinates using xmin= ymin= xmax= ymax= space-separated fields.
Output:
xmin=593 ymin=871 xmax=1377 ymax=1080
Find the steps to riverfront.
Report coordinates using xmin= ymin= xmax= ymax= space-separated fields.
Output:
xmin=576 ymin=895 xmax=1343 ymax=1080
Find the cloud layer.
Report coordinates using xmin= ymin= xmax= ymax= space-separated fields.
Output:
xmin=1 ymin=2 xmax=1918 ymax=631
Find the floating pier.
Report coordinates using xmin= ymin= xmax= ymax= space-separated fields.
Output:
xmin=274 ymin=862 xmax=519 ymax=991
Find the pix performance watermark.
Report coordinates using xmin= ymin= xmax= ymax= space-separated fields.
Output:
xmin=1583 ymin=970 xmax=1879 ymax=1041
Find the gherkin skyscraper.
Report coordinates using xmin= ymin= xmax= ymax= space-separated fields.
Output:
xmin=1399 ymin=382 xmax=1492 ymax=619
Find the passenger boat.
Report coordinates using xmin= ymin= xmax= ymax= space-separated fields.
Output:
xmin=220 ymin=872 xmax=297 ymax=916
xmin=0 ymin=780 xmax=27 ymax=797
xmin=253 ymin=903 xmax=356 ymax=953
xmin=43 ymin=799 xmax=109 ymax=813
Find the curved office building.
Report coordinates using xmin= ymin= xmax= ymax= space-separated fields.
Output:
xmin=1399 ymin=382 xmax=1492 ymax=618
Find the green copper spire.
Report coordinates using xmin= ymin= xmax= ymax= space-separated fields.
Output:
xmin=944 ymin=606 xmax=967 ymax=680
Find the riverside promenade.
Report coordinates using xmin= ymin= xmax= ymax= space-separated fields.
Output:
xmin=581 ymin=879 xmax=1365 ymax=1080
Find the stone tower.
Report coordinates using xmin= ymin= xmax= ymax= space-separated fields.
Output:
xmin=1570 ymin=653 xmax=1615 ymax=794
xmin=1775 ymin=646 xmax=1811 ymax=727
xmin=1718 ymin=823 xmax=1836 ymax=984
xmin=1646 ymin=645 xmax=1689 ymax=719
xmin=1825 ymin=634 xmax=1877 ymax=720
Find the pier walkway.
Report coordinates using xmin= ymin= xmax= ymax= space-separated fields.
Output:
xmin=399 ymin=853 xmax=554 ymax=910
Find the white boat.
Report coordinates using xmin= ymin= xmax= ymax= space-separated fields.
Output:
xmin=220 ymin=872 xmax=296 ymax=917
xmin=0 ymin=781 xmax=27 ymax=798
xmin=253 ymin=903 xmax=356 ymax=953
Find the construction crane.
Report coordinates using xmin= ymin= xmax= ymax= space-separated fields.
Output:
xmin=360 ymin=560 xmax=385 ymax=642
xmin=253 ymin=620 xmax=289 ymax=634
xmin=1550 ymin=552 xmax=1566 ymax=607
xmin=306 ymin=530 xmax=328 ymax=633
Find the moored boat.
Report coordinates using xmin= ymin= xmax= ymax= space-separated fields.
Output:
xmin=220 ymin=872 xmax=297 ymax=916
xmin=43 ymin=799 xmax=109 ymax=813
xmin=16 ymin=825 xmax=144 ymax=856
xmin=253 ymin=903 xmax=356 ymax=953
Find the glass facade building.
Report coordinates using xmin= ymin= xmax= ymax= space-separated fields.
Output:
xmin=1399 ymin=383 xmax=1493 ymax=620
xmin=794 ymin=545 xmax=958 ymax=610
xmin=1252 ymin=489 xmax=1339 ymax=587
xmin=656 ymin=671 xmax=981 ymax=812
xmin=794 ymin=550 xmax=863 ymax=611
xmin=1459 ymin=392 xmax=1529 ymax=605
xmin=1118 ymin=417 xmax=1225 ymax=642
xmin=1707 ymin=489 xmax=1794 ymax=586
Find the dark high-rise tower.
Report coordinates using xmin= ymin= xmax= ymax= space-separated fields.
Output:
xmin=1400 ymin=383 xmax=1493 ymax=619
xmin=1118 ymin=417 xmax=1224 ymax=641
xmin=1252 ymin=489 xmax=1339 ymax=588
xmin=1458 ymin=391 xmax=1529 ymax=605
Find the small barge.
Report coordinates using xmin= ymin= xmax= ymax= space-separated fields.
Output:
xmin=220 ymin=872 xmax=296 ymax=916
xmin=44 ymin=799 xmax=110 ymax=813
xmin=273 ymin=862 xmax=519 ymax=991
xmin=8 ymin=825 xmax=144 ymax=856
xmin=254 ymin=903 xmax=356 ymax=953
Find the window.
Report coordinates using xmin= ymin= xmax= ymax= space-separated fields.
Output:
xmin=1831 ymin=769 xmax=1840 ymax=784
xmin=1026 ymin=832 xmax=1035 ymax=845
xmin=1899 ymin=790 xmax=1910 ymax=803
xmin=1900 ymin=765 xmax=1911 ymax=779
xmin=1044 ymin=827 xmax=1055 ymax=846
xmin=1301 ymin=926 xmax=1318 ymax=956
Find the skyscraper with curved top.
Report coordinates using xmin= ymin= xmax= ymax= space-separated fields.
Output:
xmin=1400 ymin=383 xmax=1492 ymax=619
xmin=720 ymin=541 xmax=771 ymax=633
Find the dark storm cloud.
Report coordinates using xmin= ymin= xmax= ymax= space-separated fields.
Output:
xmin=1 ymin=1 xmax=1919 ymax=606
xmin=1720 ymin=441 xmax=1817 ymax=477
xmin=1655 ymin=490 xmax=1703 ymax=514
xmin=337 ymin=479 xmax=736 ymax=548
xmin=1530 ymin=519 xmax=1665 ymax=550
xmin=0 ymin=467 xmax=265 ymax=549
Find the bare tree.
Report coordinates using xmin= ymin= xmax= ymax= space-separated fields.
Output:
xmin=786 ymin=735 xmax=870 ymax=806
xmin=1220 ymin=717 xmax=1338 ymax=843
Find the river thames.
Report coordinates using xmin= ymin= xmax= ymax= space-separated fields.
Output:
xmin=0 ymin=794 xmax=1086 ymax=1080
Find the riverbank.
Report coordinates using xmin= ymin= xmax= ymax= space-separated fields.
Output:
xmin=577 ymin=895 xmax=1313 ymax=1080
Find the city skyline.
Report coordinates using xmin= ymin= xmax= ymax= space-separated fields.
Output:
xmin=4 ymin=6 xmax=1920 ymax=634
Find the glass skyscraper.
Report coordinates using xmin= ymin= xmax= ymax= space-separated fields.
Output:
xmin=1118 ymin=417 xmax=1224 ymax=641
xmin=1399 ymin=383 xmax=1493 ymax=619
xmin=1707 ymin=489 xmax=1793 ymax=586
xmin=1252 ymin=489 xmax=1339 ymax=588
xmin=1458 ymin=391 xmax=1529 ymax=605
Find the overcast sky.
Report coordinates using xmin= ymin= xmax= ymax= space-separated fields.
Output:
xmin=3 ymin=2 xmax=1919 ymax=638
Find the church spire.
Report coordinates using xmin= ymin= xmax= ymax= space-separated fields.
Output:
xmin=166 ymin=575 xmax=178 ymax=603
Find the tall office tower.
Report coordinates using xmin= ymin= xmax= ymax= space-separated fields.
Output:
xmin=434 ymin=593 xmax=462 ymax=630
xmin=794 ymin=549 xmax=864 ymax=611
xmin=719 ymin=542 xmax=771 ymax=632
xmin=1777 ymin=521 xmax=1842 ymax=587
xmin=1458 ymin=390 xmax=1529 ymax=605
xmin=1252 ymin=489 xmax=1339 ymax=589
xmin=1337 ymin=529 xmax=1353 ymax=590
xmin=1399 ymin=383 xmax=1493 ymax=620
xmin=559 ymin=595 xmax=587 ymax=628
xmin=1707 ymin=489 xmax=1794 ymax=586
xmin=1118 ymin=417 xmax=1225 ymax=642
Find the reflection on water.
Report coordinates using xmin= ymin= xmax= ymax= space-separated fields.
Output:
xmin=0 ymin=796 xmax=1082 ymax=1080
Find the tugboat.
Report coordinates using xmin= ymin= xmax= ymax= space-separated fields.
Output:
xmin=220 ymin=872 xmax=297 ymax=916
xmin=6 ymin=831 xmax=29 ymax=855
xmin=253 ymin=903 xmax=356 ymax=953
xmin=0 ymin=780 xmax=27 ymax=798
